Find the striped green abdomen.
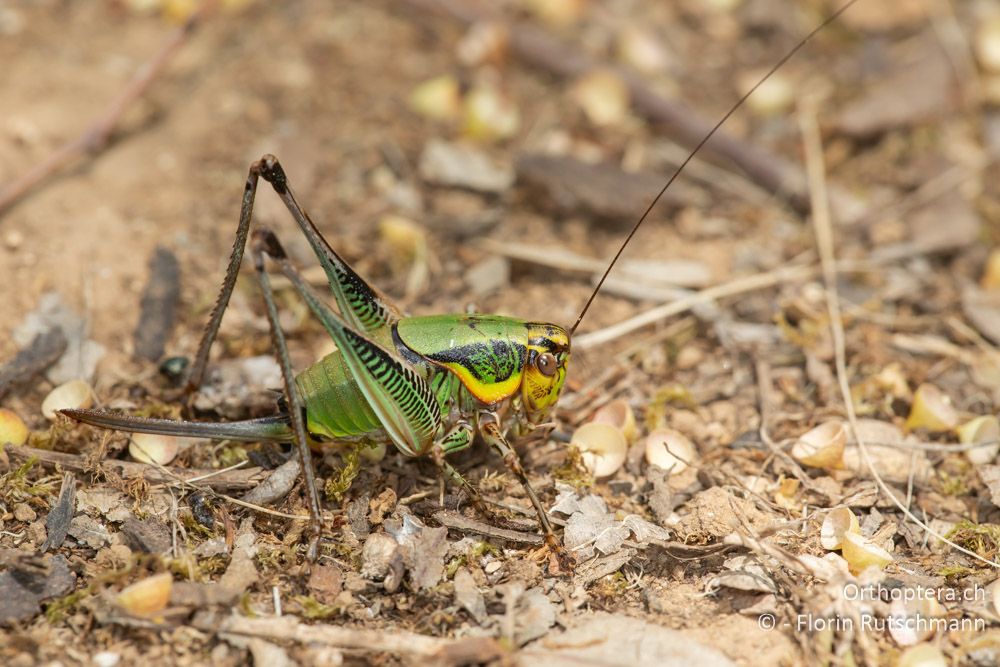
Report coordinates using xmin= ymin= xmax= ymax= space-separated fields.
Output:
xmin=295 ymin=352 xmax=383 ymax=440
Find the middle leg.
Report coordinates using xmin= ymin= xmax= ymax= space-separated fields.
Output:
xmin=250 ymin=230 xmax=324 ymax=561
xmin=478 ymin=411 xmax=572 ymax=572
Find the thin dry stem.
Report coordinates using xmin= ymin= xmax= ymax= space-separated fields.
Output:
xmin=574 ymin=263 xmax=817 ymax=349
xmin=0 ymin=0 xmax=218 ymax=216
xmin=797 ymin=100 xmax=1000 ymax=569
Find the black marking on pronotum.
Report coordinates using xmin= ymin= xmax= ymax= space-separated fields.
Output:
xmin=391 ymin=323 xmax=429 ymax=367
xmin=426 ymin=340 xmax=527 ymax=385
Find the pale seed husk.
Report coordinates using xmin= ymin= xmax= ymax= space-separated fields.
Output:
xmin=0 ymin=408 xmax=29 ymax=446
xmin=571 ymin=69 xmax=630 ymax=127
xmin=462 ymin=84 xmax=520 ymax=141
xmin=840 ymin=532 xmax=892 ymax=575
xmin=591 ymin=399 xmax=637 ymax=443
xmin=888 ymin=595 xmax=944 ymax=646
xmin=571 ymin=422 xmax=628 ymax=478
xmin=409 ymin=75 xmax=462 ymax=121
xmin=976 ymin=16 xmax=1000 ymax=73
xmin=905 ymin=384 xmax=959 ymax=433
xmin=957 ymin=415 xmax=1000 ymax=465
xmin=360 ymin=441 xmax=387 ymax=463
xmin=737 ymin=69 xmax=794 ymax=116
xmin=896 ymin=643 xmax=947 ymax=667
xmin=41 ymin=379 xmax=94 ymax=420
xmin=644 ymin=428 xmax=698 ymax=475
xmin=820 ymin=507 xmax=860 ymax=551
xmin=117 ymin=572 xmax=172 ymax=617
xmin=791 ymin=421 xmax=846 ymax=469
xmin=128 ymin=433 xmax=181 ymax=466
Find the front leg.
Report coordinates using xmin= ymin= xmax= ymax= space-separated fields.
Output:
xmin=478 ymin=411 xmax=572 ymax=573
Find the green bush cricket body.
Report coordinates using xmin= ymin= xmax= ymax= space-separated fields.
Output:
xmin=63 ymin=0 xmax=860 ymax=569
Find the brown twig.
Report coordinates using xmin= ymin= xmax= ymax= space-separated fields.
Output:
xmin=433 ymin=509 xmax=544 ymax=545
xmin=191 ymin=613 xmax=505 ymax=664
xmin=398 ymin=0 xmax=861 ymax=220
xmin=7 ymin=445 xmax=268 ymax=492
xmin=0 ymin=329 xmax=68 ymax=399
xmin=0 ymin=1 xmax=218 ymax=216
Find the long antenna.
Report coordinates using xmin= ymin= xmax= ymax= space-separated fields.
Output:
xmin=569 ymin=0 xmax=861 ymax=336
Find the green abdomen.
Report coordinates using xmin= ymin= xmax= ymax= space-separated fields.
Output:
xmin=295 ymin=352 xmax=382 ymax=440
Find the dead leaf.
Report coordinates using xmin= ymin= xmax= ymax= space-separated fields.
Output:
xmin=520 ymin=613 xmax=738 ymax=666
xmin=419 ymin=139 xmax=514 ymax=193
xmin=707 ymin=556 xmax=778 ymax=594
xmin=980 ymin=465 xmax=1000 ymax=508
xmin=384 ymin=510 xmax=449 ymax=590
xmin=0 ymin=554 xmax=76 ymax=625
xmin=120 ymin=515 xmax=172 ymax=554
xmin=308 ymin=564 xmax=343 ymax=605
xmin=555 ymin=486 xmax=672 ymax=559
xmin=454 ymin=567 xmax=487 ymax=623
xmin=835 ymin=41 xmax=959 ymax=139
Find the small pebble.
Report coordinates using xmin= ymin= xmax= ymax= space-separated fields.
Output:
xmin=360 ymin=533 xmax=401 ymax=580
xmin=13 ymin=503 xmax=36 ymax=522
xmin=484 ymin=560 xmax=502 ymax=575
xmin=3 ymin=229 xmax=24 ymax=250
xmin=674 ymin=345 xmax=703 ymax=370
xmin=26 ymin=520 xmax=47 ymax=545
xmin=93 ymin=652 xmax=121 ymax=667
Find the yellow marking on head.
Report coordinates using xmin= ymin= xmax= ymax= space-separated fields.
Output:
xmin=522 ymin=323 xmax=571 ymax=421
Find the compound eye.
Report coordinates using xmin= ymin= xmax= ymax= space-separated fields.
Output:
xmin=536 ymin=352 xmax=557 ymax=377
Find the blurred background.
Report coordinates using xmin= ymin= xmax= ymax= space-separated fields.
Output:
xmin=7 ymin=0 xmax=990 ymax=387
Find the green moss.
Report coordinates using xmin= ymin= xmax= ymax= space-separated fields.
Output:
xmin=43 ymin=588 xmax=91 ymax=624
xmin=295 ymin=595 xmax=341 ymax=619
xmin=133 ymin=401 xmax=182 ymax=420
xmin=217 ymin=444 xmax=249 ymax=469
xmin=324 ymin=445 xmax=363 ymax=502
xmin=946 ymin=521 xmax=1000 ymax=560
xmin=591 ymin=571 xmax=629 ymax=600
xmin=551 ymin=445 xmax=593 ymax=491
xmin=937 ymin=470 xmax=967 ymax=497
xmin=444 ymin=555 xmax=467 ymax=579
xmin=937 ymin=564 xmax=976 ymax=579
xmin=470 ymin=540 xmax=500 ymax=559
xmin=0 ymin=456 xmax=55 ymax=503
xmin=446 ymin=540 xmax=501 ymax=577
xmin=179 ymin=512 xmax=215 ymax=539
xmin=254 ymin=544 xmax=294 ymax=573
xmin=644 ymin=383 xmax=697 ymax=431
